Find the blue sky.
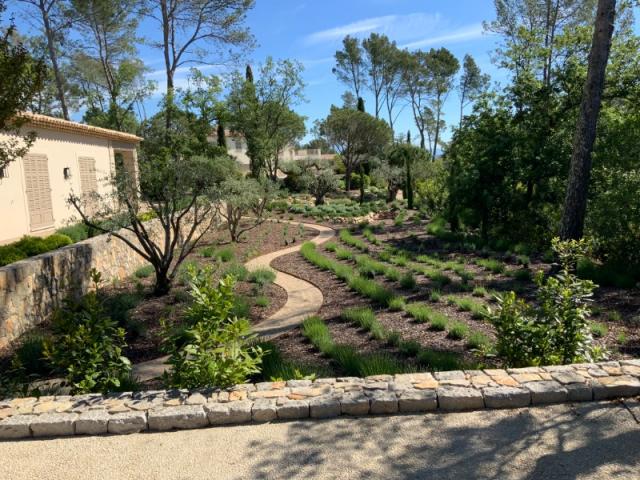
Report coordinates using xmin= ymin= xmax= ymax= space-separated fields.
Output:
xmin=10 ymin=1 xmax=637 ymax=144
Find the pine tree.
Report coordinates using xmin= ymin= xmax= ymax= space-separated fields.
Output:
xmin=357 ymin=96 xmax=365 ymax=112
xmin=217 ymin=122 xmax=226 ymax=149
xmin=245 ymin=64 xmax=254 ymax=83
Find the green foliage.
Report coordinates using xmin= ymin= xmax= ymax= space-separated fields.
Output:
xmin=134 ymin=264 xmax=154 ymax=279
xmin=399 ymin=271 xmax=417 ymax=290
xmin=248 ymin=267 xmax=276 ymax=287
xmin=342 ymin=307 xmax=386 ymax=340
xmin=590 ymin=322 xmax=608 ymax=338
xmin=429 ymin=290 xmax=442 ymax=302
xmin=429 ymin=315 xmax=449 ymax=331
xmin=0 ymin=233 xmax=74 ymax=267
xmin=416 ymin=349 xmax=460 ymax=371
xmin=301 ymin=316 xmax=334 ymax=353
xmin=467 ymin=331 xmax=491 ymax=350
xmin=487 ymin=239 xmax=601 ymax=367
xmin=255 ymin=295 xmax=270 ymax=308
xmin=577 ymin=258 xmax=637 ymax=289
xmin=362 ymin=227 xmax=380 ymax=245
xmin=355 ymin=255 xmax=387 ymax=277
xmin=45 ymin=270 xmax=131 ymax=394
xmin=324 ymin=241 xmax=338 ymax=252
xmin=447 ymin=322 xmax=469 ymax=340
xmin=336 ymin=247 xmax=354 ymax=261
xmin=13 ymin=332 xmax=51 ymax=377
xmin=0 ymin=245 xmax=26 ymax=266
xmin=223 ymin=263 xmax=249 ymax=282
xmin=339 ymin=229 xmax=369 ymax=252
xmin=257 ymin=342 xmax=330 ymax=381
xmin=475 ymin=258 xmax=505 ymax=274
xmin=472 ymin=286 xmax=487 ymax=297
xmin=161 ymin=269 xmax=264 ymax=389
xmin=388 ymin=297 xmax=406 ymax=311
xmin=405 ymin=303 xmax=433 ymax=323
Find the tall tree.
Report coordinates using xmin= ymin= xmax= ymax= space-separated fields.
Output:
xmin=425 ymin=48 xmax=459 ymax=159
xmin=72 ymin=0 xmax=153 ymax=132
xmin=319 ymin=106 xmax=392 ymax=193
xmin=227 ymin=58 xmax=306 ymax=180
xmin=0 ymin=1 xmax=46 ymax=170
xmin=362 ymin=33 xmax=394 ymax=119
xmin=332 ymin=35 xmax=366 ymax=99
xmin=402 ymin=50 xmax=430 ymax=149
xmin=148 ymin=0 xmax=255 ymax=130
xmin=457 ymin=54 xmax=490 ymax=128
xmin=560 ymin=0 xmax=616 ymax=240
xmin=17 ymin=0 xmax=72 ymax=119
xmin=381 ymin=45 xmax=406 ymax=134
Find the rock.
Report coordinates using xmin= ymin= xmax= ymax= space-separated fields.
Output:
xmin=249 ymin=389 xmax=289 ymax=400
xmin=483 ymin=387 xmax=531 ymax=409
xmin=276 ymin=400 xmax=310 ymax=420
xmin=75 ymin=410 xmax=110 ymax=435
xmin=369 ymin=391 xmax=398 ymax=414
xmin=437 ymin=387 xmax=484 ymax=411
xmin=309 ymin=397 xmax=341 ymax=418
xmin=566 ymin=383 xmax=593 ymax=402
xmin=251 ymin=399 xmax=277 ymax=423
xmin=107 ymin=411 xmax=147 ymax=434
xmin=0 ymin=414 xmax=32 ymax=439
xmin=526 ymin=381 xmax=568 ymax=404
xmin=148 ymin=405 xmax=208 ymax=431
xmin=551 ymin=372 xmax=586 ymax=385
xmin=186 ymin=393 xmax=207 ymax=405
xmin=205 ymin=401 xmax=252 ymax=425
xmin=30 ymin=413 xmax=77 ymax=437
xmin=363 ymin=382 xmax=388 ymax=391
xmin=592 ymin=376 xmax=640 ymax=400
xmin=285 ymin=380 xmax=312 ymax=388
xmin=398 ymin=390 xmax=437 ymax=413
xmin=340 ymin=393 xmax=370 ymax=416
xmin=434 ymin=371 xmax=466 ymax=381
xmin=414 ymin=380 xmax=439 ymax=390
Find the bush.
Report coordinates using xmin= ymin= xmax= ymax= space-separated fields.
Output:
xmin=45 ymin=269 xmax=132 ymax=394
xmin=134 ymin=264 xmax=154 ymax=279
xmin=0 ymin=245 xmax=27 ymax=266
xmin=324 ymin=241 xmax=338 ymax=252
xmin=223 ymin=263 xmax=249 ymax=282
xmin=467 ymin=331 xmax=491 ymax=350
xmin=447 ymin=322 xmax=469 ymax=340
xmin=161 ymin=269 xmax=264 ymax=389
xmin=14 ymin=332 xmax=52 ymax=377
xmin=215 ymin=248 xmax=235 ymax=262
xmin=56 ymin=223 xmax=90 ymax=243
xmin=405 ymin=303 xmax=432 ymax=323
xmin=13 ymin=236 xmax=49 ymax=256
xmin=416 ymin=349 xmax=460 ymax=371
xmin=255 ymin=296 xmax=270 ymax=308
xmin=399 ymin=272 xmax=416 ymax=290
xmin=248 ymin=268 xmax=276 ymax=287
xmin=487 ymin=238 xmax=601 ymax=366
xmin=42 ymin=233 xmax=72 ymax=251
xmin=388 ymin=297 xmax=406 ymax=311
xmin=336 ymin=247 xmax=354 ymax=261
xmin=257 ymin=342 xmax=329 ymax=381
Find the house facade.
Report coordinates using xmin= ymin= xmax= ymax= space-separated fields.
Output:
xmin=0 ymin=113 xmax=141 ymax=245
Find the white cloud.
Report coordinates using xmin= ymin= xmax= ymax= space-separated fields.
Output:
xmin=402 ymin=24 xmax=486 ymax=49
xmin=304 ymin=13 xmax=442 ymax=45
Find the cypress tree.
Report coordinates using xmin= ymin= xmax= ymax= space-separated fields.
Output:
xmin=245 ymin=64 xmax=254 ymax=83
xmin=217 ymin=122 xmax=227 ymax=149
xmin=357 ymin=96 xmax=365 ymax=112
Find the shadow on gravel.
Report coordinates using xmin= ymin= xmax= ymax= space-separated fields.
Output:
xmin=246 ymin=401 xmax=640 ymax=480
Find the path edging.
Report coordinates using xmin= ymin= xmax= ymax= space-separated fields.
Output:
xmin=2 ymin=360 xmax=639 ymax=440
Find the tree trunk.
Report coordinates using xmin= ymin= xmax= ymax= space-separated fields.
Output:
xmin=40 ymin=2 xmax=69 ymax=120
xmin=153 ymin=268 xmax=172 ymax=296
xmin=359 ymin=164 xmax=365 ymax=204
xmin=345 ymin=163 xmax=352 ymax=191
xmin=559 ymin=0 xmax=616 ymax=241
xmin=406 ymin=162 xmax=413 ymax=209
xmin=432 ymin=109 xmax=441 ymax=160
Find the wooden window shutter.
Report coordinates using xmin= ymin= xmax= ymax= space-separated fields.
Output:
xmin=22 ymin=154 xmax=55 ymax=231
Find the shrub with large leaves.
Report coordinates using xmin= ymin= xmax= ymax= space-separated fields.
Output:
xmin=487 ymin=238 xmax=602 ymax=367
xmin=162 ymin=266 xmax=264 ymax=389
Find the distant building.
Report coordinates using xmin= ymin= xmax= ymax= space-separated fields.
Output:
xmin=0 ymin=113 xmax=141 ymax=245
xmin=210 ymin=129 xmax=334 ymax=173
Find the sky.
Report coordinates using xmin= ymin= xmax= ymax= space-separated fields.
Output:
xmin=10 ymin=0 xmax=636 ymax=144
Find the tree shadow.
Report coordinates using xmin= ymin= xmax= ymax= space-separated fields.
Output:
xmin=244 ymin=402 xmax=640 ymax=479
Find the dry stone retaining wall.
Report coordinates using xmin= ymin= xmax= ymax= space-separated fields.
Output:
xmin=1 ymin=360 xmax=639 ymax=440
xmin=0 ymin=219 xmax=206 ymax=349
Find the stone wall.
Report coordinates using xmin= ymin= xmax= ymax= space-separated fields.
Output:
xmin=1 ymin=224 xmax=158 ymax=349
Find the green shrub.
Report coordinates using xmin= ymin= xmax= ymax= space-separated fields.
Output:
xmin=429 ymin=314 xmax=448 ymax=331
xmin=134 ymin=264 xmax=155 ymax=279
xmin=223 ymin=263 xmax=249 ymax=282
xmin=0 ymin=245 xmax=27 ymax=266
xmin=405 ymin=303 xmax=432 ymax=323
xmin=215 ymin=248 xmax=235 ymax=262
xmin=590 ymin=322 xmax=608 ymax=338
xmin=342 ymin=307 xmax=386 ymax=340
xmin=248 ymin=268 xmax=276 ymax=286
xmin=472 ymin=286 xmax=487 ymax=297
xmin=388 ymin=297 xmax=406 ymax=311
xmin=400 ymin=272 xmax=417 ymax=290
xmin=14 ymin=332 xmax=52 ymax=377
xmin=476 ymin=258 xmax=506 ymax=274
xmin=324 ymin=241 xmax=338 ymax=252
xmin=510 ymin=268 xmax=533 ymax=282
xmin=429 ymin=290 xmax=442 ymax=302
xmin=45 ymin=269 xmax=132 ymax=394
xmin=255 ymin=296 xmax=270 ymax=308
xmin=577 ymin=258 xmax=637 ymax=289
xmin=42 ymin=233 xmax=72 ymax=251
xmin=339 ymin=229 xmax=368 ymax=252
xmin=102 ymin=291 xmax=144 ymax=327
xmin=486 ymin=238 xmax=601 ymax=366
xmin=258 ymin=342 xmax=330 ymax=381
xmin=398 ymin=339 xmax=422 ymax=357
xmin=416 ymin=349 xmax=460 ymax=371
xmin=447 ymin=322 xmax=469 ymax=340
xmin=302 ymin=316 xmax=334 ymax=353
xmin=336 ymin=247 xmax=354 ymax=261
xmin=384 ymin=267 xmax=401 ymax=281
xmin=200 ymin=246 xmax=216 ymax=258
xmin=467 ymin=331 xmax=491 ymax=350
xmin=161 ymin=269 xmax=264 ymax=389
xmin=56 ymin=223 xmax=90 ymax=243
xmin=231 ymin=295 xmax=251 ymax=318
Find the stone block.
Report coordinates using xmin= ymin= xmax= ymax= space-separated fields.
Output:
xmin=107 ymin=411 xmax=147 ymax=434
xmin=483 ymin=387 xmax=531 ymax=409
xmin=551 ymin=372 xmax=586 ymax=385
xmin=434 ymin=371 xmax=466 ymax=381
xmin=0 ymin=414 xmax=32 ymax=439
xmin=148 ymin=405 xmax=208 ymax=431
xmin=276 ymin=400 xmax=309 ymax=420
xmin=285 ymin=379 xmax=312 ymax=388
xmin=340 ymin=393 xmax=370 ymax=416
xmin=30 ymin=413 xmax=77 ymax=437
xmin=75 ymin=410 xmax=110 ymax=435
xmin=369 ymin=391 xmax=398 ymax=414
xmin=437 ymin=387 xmax=484 ymax=411
xmin=592 ymin=376 xmax=640 ymax=400
xmin=205 ymin=401 xmax=252 ymax=425
xmin=398 ymin=389 xmax=437 ymax=413
xmin=566 ymin=383 xmax=593 ymax=402
xmin=526 ymin=381 xmax=568 ymax=404
xmin=309 ymin=396 xmax=341 ymax=418
xmin=252 ymin=399 xmax=277 ymax=423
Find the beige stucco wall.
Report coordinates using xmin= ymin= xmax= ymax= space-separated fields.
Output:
xmin=0 ymin=127 xmax=138 ymax=244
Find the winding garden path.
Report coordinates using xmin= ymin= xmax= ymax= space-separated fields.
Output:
xmin=132 ymin=220 xmax=335 ymax=382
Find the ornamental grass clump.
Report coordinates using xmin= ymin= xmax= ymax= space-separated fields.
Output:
xmin=161 ymin=266 xmax=264 ymax=389
xmin=487 ymin=238 xmax=602 ymax=367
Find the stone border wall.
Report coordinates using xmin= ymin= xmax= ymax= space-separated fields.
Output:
xmin=0 ymin=226 xmax=154 ymax=349
xmin=1 ymin=360 xmax=639 ymax=440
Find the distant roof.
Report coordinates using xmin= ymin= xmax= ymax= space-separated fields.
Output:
xmin=18 ymin=112 xmax=143 ymax=143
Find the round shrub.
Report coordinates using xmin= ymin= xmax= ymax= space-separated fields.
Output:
xmin=0 ymin=245 xmax=27 ymax=266
xmin=42 ymin=233 xmax=73 ymax=251
xmin=14 ymin=236 xmax=49 ymax=256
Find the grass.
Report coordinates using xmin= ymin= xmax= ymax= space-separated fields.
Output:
xmin=590 ymin=322 xmax=608 ymax=338
xmin=248 ymin=268 xmax=276 ymax=286
xmin=384 ymin=267 xmax=401 ymax=281
xmin=355 ymin=255 xmax=387 ymax=277
xmin=200 ymin=246 xmax=216 ymax=258
xmin=348 ymin=275 xmax=395 ymax=306
xmin=416 ymin=349 xmax=461 ymax=371
xmin=339 ymin=229 xmax=369 ymax=252
xmin=398 ymin=339 xmax=422 ymax=357
xmin=509 ymin=268 xmax=533 ymax=282
xmin=429 ymin=315 xmax=449 ymax=331
xmin=302 ymin=316 xmax=335 ymax=353
xmin=429 ymin=290 xmax=442 ymax=302
xmin=258 ymin=342 xmax=332 ymax=381
xmin=223 ymin=263 xmax=249 ymax=281
xmin=362 ymin=228 xmax=380 ymax=245
xmin=472 ymin=286 xmax=487 ymax=297
xmin=399 ymin=271 xmax=417 ymax=290
xmin=255 ymin=296 xmax=270 ymax=308
xmin=447 ymin=322 xmax=469 ymax=340
xmin=214 ymin=248 xmax=235 ymax=262
xmin=608 ymin=310 xmax=622 ymax=322
xmin=467 ymin=331 xmax=491 ymax=350
xmin=342 ymin=307 xmax=386 ymax=340
xmin=445 ymin=296 xmax=487 ymax=319
xmin=336 ymin=248 xmax=354 ymax=261
xmin=405 ymin=303 xmax=433 ymax=323
xmin=388 ymin=297 xmax=406 ymax=311
xmin=134 ymin=264 xmax=154 ymax=279
xmin=475 ymin=258 xmax=506 ymax=274
xmin=324 ymin=241 xmax=338 ymax=252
